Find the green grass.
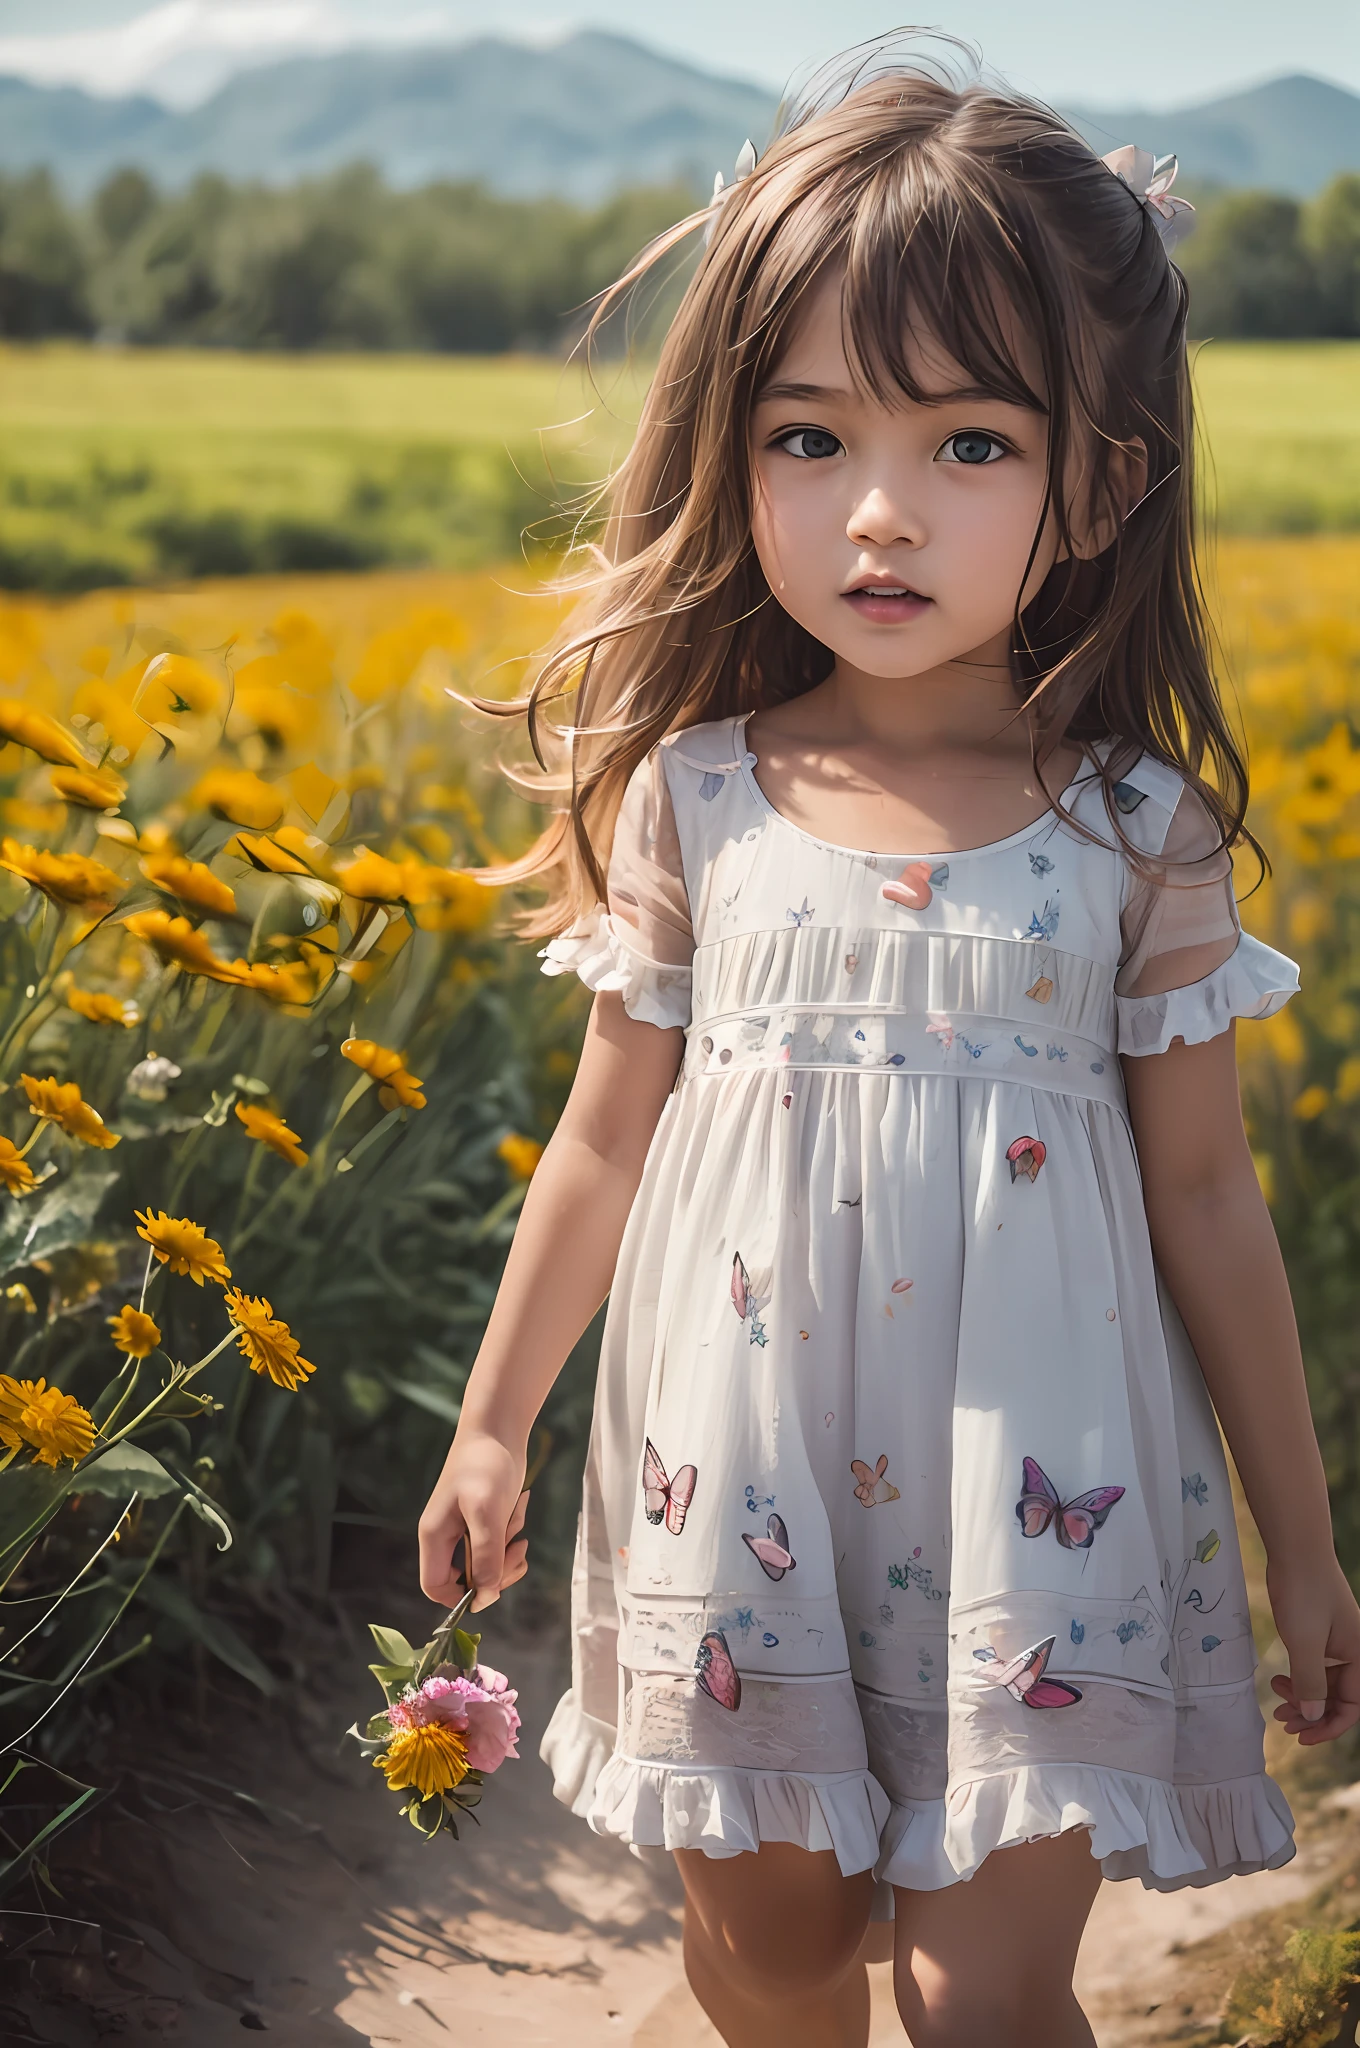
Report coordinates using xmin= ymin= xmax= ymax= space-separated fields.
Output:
xmin=0 ymin=339 xmax=1351 ymax=590
xmin=1194 ymin=342 xmax=1360 ymax=533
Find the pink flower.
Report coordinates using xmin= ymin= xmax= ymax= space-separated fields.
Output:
xmin=385 ymin=1668 xmax=520 ymax=1773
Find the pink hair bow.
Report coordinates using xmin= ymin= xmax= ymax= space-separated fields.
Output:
xmin=1101 ymin=145 xmax=1196 ymax=256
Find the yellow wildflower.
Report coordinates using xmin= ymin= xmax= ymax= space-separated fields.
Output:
xmin=108 ymin=1305 xmax=161 ymax=1357
xmin=0 ymin=1138 xmax=36 ymax=1197
xmin=497 ymin=1133 xmax=544 ymax=1180
xmin=22 ymin=1074 xmax=120 ymax=1149
xmin=50 ymin=761 xmax=127 ymax=810
xmin=0 ymin=839 xmax=125 ymax=911
xmin=374 ymin=1723 xmax=470 ymax=1798
xmin=231 ymin=957 xmax=316 ymax=1005
xmin=413 ymin=867 xmax=497 ymax=935
xmin=135 ymin=1210 xmax=231 ymax=1287
xmin=0 ymin=701 xmax=88 ymax=769
xmin=0 ymin=1377 xmax=95 ymax=1467
xmin=224 ymin=1288 xmax=315 ymax=1390
xmin=122 ymin=909 xmax=242 ymax=982
xmin=335 ymin=851 xmax=410 ymax=902
xmin=1294 ymin=1085 xmax=1329 ymax=1120
xmin=138 ymin=652 xmax=221 ymax=721
xmin=140 ymin=850 xmax=237 ymax=919
xmin=68 ymin=986 xmax=138 ymax=1027
xmin=191 ymin=768 xmax=285 ymax=829
xmin=341 ymin=1037 xmax=426 ymax=1110
xmin=235 ymin=1101 xmax=308 ymax=1167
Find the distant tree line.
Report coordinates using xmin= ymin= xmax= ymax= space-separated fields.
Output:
xmin=0 ymin=163 xmax=692 ymax=351
xmin=0 ymin=161 xmax=1359 ymax=349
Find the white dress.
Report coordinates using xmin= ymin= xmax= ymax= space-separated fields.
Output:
xmin=538 ymin=713 xmax=1301 ymax=1894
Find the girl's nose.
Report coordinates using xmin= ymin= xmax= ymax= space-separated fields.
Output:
xmin=846 ymin=485 xmax=925 ymax=550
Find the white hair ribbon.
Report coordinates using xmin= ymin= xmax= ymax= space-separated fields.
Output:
xmin=1101 ymin=145 xmax=1196 ymax=256
xmin=705 ymin=138 xmax=758 ymax=246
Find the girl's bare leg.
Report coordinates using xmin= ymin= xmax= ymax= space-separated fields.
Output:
xmin=675 ymin=1843 xmax=875 ymax=2048
xmin=893 ymin=1829 xmax=1103 ymax=2047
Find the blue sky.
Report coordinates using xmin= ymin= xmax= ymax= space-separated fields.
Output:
xmin=2 ymin=1 xmax=1359 ymax=108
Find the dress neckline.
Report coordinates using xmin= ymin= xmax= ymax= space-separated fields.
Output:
xmin=735 ymin=714 xmax=1084 ymax=864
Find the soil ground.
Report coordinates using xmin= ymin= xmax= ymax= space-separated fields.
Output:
xmin=1 ymin=1617 xmax=1352 ymax=2047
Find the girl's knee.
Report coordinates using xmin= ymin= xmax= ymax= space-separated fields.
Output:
xmin=898 ymin=1971 xmax=1085 ymax=2047
xmin=679 ymin=1847 xmax=872 ymax=2002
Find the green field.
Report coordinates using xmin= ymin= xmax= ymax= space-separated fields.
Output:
xmin=0 ymin=340 xmax=1353 ymax=591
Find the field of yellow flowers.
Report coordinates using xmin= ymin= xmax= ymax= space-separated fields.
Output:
xmin=0 ymin=558 xmax=594 ymax=1891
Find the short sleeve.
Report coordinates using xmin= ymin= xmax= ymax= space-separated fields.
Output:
xmin=1115 ymin=781 xmax=1299 ymax=1056
xmin=538 ymin=749 xmax=693 ymax=1029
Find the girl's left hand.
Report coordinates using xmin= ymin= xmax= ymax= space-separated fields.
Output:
xmin=1267 ymin=1554 xmax=1360 ymax=1744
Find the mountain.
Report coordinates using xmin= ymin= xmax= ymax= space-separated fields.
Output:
xmin=0 ymin=37 xmax=1355 ymax=203
xmin=0 ymin=32 xmax=780 ymax=202
xmin=1066 ymin=74 xmax=1360 ymax=198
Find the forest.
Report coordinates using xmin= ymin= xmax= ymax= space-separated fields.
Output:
xmin=1 ymin=161 xmax=1360 ymax=349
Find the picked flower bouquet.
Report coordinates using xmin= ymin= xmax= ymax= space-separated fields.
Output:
xmin=350 ymin=1590 xmax=520 ymax=1839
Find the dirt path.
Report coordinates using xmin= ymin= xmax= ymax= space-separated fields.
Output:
xmin=9 ymin=1626 xmax=1339 ymax=2044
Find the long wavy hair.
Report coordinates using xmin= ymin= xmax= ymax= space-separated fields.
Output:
xmin=479 ymin=38 xmax=1252 ymax=934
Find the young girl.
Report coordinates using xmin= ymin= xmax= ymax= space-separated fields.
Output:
xmin=418 ymin=49 xmax=1360 ymax=2048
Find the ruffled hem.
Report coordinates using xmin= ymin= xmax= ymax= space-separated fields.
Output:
xmin=539 ymin=1690 xmax=617 ymax=1819
xmin=538 ymin=908 xmax=691 ymax=1030
xmin=1117 ymin=932 xmax=1299 ymax=1056
xmin=876 ymin=1766 xmax=1295 ymax=1893
xmin=562 ymin=1735 xmax=891 ymax=1875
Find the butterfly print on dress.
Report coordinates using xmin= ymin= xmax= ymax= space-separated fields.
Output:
xmin=695 ymin=1629 xmax=741 ymax=1710
xmin=1016 ymin=1455 xmax=1125 ymax=1550
xmin=1182 ymin=1472 xmax=1208 ymax=1506
xmin=974 ymin=1634 xmax=1083 ymax=1709
xmin=731 ymin=1252 xmax=770 ymax=1347
xmin=642 ymin=1439 xmax=697 ymax=1534
xmin=1024 ymin=896 xmax=1060 ymax=941
xmin=1028 ymin=849 xmax=1055 ymax=876
xmin=851 ymin=1455 xmax=900 ymax=1507
xmin=743 ymin=1512 xmax=796 ymax=1581
xmin=1006 ymin=1135 xmax=1046 ymax=1183
xmin=882 ymin=861 xmax=937 ymax=910
xmin=786 ymin=897 xmax=814 ymax=927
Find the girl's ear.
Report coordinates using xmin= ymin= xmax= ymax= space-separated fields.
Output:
xmin=1067 ymin=437 xmax=1149 ymax=561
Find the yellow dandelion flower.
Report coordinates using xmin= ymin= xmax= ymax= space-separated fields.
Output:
xmin=0 ymin=1377 xmax=95 ymax=1467
xmin=374 ymin=1723 xmax=470 ymax=1798
xmin=0 ymin=1137 xmax=36 ymax=1197
xmin=413 ymin=867 xmax=498 ymax=935
xmin=224 ymin=1287 xmax=315 ymax=1390
xmin=122 ymin=909 xmax=243 ymax=983
xmin=0 ymin=701 xmax=88 ymax=769
xmin=68 ymin=986 xmax=138 ymax=1027
xmin=140 ymin=851 xmax=237 ymax=919
xmin=340 ymin=1037 xmax=426 ymax=1110
xmin=0 ymin=839 xmax=126 ymax=911
xmin=138 ymin=652 xmax=221 ymax=721
xmin=135 ymin=1210 xmax=231 ymax=1287
xmin=334 ymin=850 xmax=410 ymax=902
xmin=497 ymin=1133 xmax=544 ymax=1180
xmin=108 ymin=1305 xmax=161 ymax=1357
xmin=1293 ymin=1084 xmax=1329 ymax=1120
xmin=21 ymin=1074 xmax=120 ymax=1149
xmin=235 ymin=1101 xmax=308 ymax=1167
xmin=191 ymin=768 xmax=285 ymax=830
xmin=50 ymin=761 xmax=127 ymax=810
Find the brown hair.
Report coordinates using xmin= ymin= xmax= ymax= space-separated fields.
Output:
xmin=480 ymin=39 xmax=1253 ymax=932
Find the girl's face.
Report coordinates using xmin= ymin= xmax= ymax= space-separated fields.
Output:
xmin=749 ymin=268 xmax=1061 ymax=683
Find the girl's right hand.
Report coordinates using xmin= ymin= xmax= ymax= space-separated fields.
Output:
xmin=418 ymin=1430 xmax=530 ymax=1613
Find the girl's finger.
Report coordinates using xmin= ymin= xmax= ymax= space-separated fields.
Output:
xmin=418 ymin=1507 xmax=468 ymax=1604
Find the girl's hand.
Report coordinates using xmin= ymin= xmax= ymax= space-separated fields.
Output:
xmin=418 ymin=1430 xmax=530 ymax=1614
xmin=1267 ymin=1554 xmax=1360 ymax=1744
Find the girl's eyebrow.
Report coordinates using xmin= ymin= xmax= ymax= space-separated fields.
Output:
xmin=756 ymin=376 xmax=1040 ymax=411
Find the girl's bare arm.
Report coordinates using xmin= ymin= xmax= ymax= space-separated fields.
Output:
xmin=1123 ymin=1027 xmax=1360 ymax=1742
xmin=418 ymin=992 xmax=681 ymax=1611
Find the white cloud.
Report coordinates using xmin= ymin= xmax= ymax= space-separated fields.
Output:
xmin=0 ymin=0 xmax=565 ymax=108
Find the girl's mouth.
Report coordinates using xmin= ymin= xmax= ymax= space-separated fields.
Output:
xmin=841 ymin=585 xmax=933 ymax=624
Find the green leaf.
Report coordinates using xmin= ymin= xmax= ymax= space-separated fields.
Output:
xmin=0 ymin=1462 xmax=76 ymax=1583
xmin=134 ymin=1575 xmax=275 ymax=1694
xmin=451 ymin=1627 xmax=480 ymax=1670
xmin=75 ymin=1443 xmax=179 ymax=1500
xmin=1195 ymin=1529 xmax=1221 ymax=1564
xmin=0 ymin=1164 xmax=119 ymax=1281
xmin=390 ymin=1379 xmax=461 ymax=1426
xmin=368 ymin=1624 xmax=417 ymax=1667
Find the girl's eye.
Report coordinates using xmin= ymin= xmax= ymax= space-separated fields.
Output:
xmin=937 ymin=430 xmax=1007 ymax=466
xmin=777 ymin=427 xmax=843 ymax=461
